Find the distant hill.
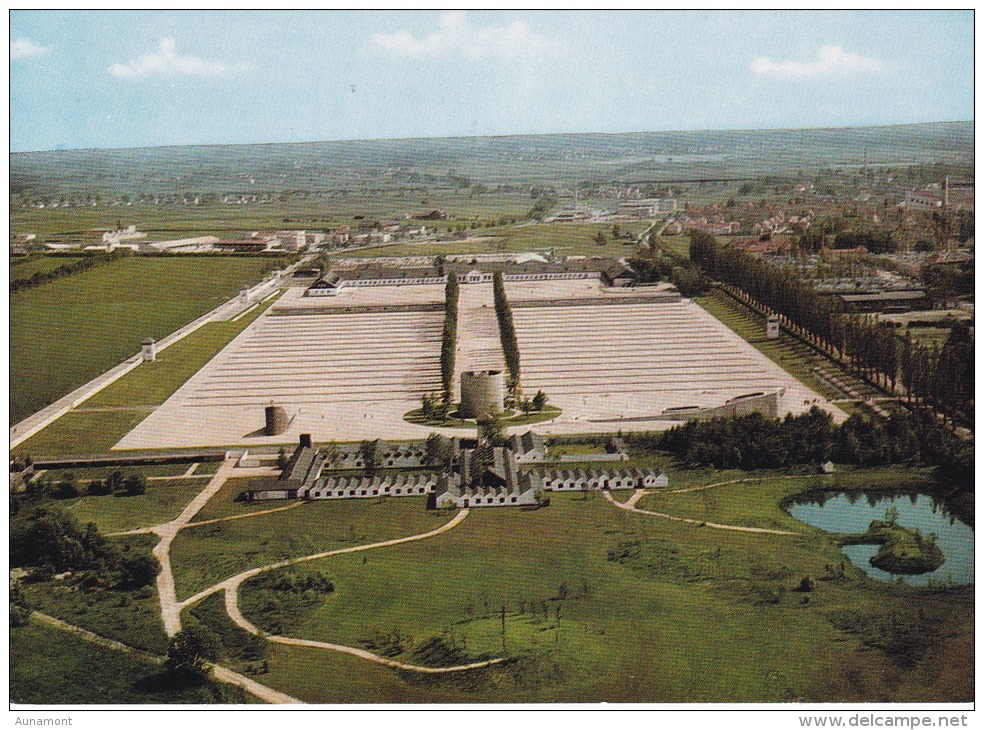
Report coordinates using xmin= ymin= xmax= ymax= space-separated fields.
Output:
xmin=10 ymin=121 xmax=973 ymax=198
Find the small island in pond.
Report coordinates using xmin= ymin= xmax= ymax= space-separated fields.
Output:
xmin=840 ymin=512 xmax=945 ymax=576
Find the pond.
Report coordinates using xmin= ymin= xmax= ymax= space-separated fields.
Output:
xmin=787 ymin=491 xmax=974 ymax=586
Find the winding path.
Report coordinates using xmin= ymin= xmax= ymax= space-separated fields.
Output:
xmin=31 ymin=612 xmax=301 ymax=704
xmin=179 ymin=507 xmax=506 ymax=674
xmin=605 ymin=489 xmax=800 ymax=536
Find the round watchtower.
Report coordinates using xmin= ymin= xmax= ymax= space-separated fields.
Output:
xmin=459 ymin=370 xmax=505 ymax=420
xmin=265 ymin=404 xmax=289 ymax=436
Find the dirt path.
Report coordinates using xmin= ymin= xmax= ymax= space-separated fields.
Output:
xmin=155 ymin=459 xmax=239 ymax=636
xmin=30 ymin=611 xmax=301 ymax=705
xmin=605 ymin=489 xmax=800 ymax=536
xmin=180 ymin=508 xmax=504 ymax=674
xmin=185 ymin=501 xmax=306 ymax=529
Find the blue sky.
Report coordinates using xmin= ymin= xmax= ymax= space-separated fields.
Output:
xmin=9 ymin=10 xmax=974 ymax=152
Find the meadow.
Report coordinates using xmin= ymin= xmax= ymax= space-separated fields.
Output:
xmin=175 ymin=473 xmax=972 ymax=704
xmin=9 ymin=255 xmax=284 ymax=424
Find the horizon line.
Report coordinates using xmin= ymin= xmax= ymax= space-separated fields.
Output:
xmin=10 ymin=119 xmax=973 ymax=156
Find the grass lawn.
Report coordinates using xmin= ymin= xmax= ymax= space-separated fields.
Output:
xmin=10 ymin=619 xmax=254 ymax=705
xmin=57 ymin=478 xmax=207 ymax=534
xmin=170 ymin=497 xmax=446 ymax=601
xmin=10 ymin=255 xmax=284 ymax=423
xmin=224 ymin=486 xmax=971 ymax=703
xmin=13 ymin=295 xmax=277 ymax=457
xmin=634 ymin=466 xmax=937 ymax=533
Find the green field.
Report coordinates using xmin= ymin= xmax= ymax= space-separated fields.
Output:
xmin=13 ymin=293 xmax=279 ymax=457
xmin=57 ymin=478 xmax=207 ymax=534
xmin=10 ymin=619 xmax=254 ymax=705
xmin=20 ymin=533 xmax=169 ymax=654
xmin=10 ymin=255 xmax=284 ymax=424
xmin=184 ymin=473 xmax=972 ymax=704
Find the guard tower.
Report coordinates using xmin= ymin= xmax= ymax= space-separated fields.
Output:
xmin=141 ymin=337 xmax=157 ymax=362
xmin=766 ymin=314 xmax=780 ymax=340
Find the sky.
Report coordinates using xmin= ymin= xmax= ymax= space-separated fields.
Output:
xmin=8 ymin=9 xmax=974 ymax=153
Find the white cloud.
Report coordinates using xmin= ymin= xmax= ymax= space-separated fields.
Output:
xmin=108 ymin=37 xmax=246 ymax=79
xmin=369 ymin=11 xmax=561 ymax=61
xmin=10 ymin=37 xmax=49 ymax=60
xmin=751 ymin=45 xmax=885 ymax=79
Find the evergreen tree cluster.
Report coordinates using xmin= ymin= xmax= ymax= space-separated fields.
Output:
xmin=688 ymin=230 xmax=973 ymax=424
xmin=492 ymin=271 xmax=521 ymax=394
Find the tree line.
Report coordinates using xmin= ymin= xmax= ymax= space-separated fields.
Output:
xmin=653 ymin=408 xmax=973 ymax=490
xmin=688 ymin=230 xmax=973 ymax=426
xmin=441 ymin=272 xmax=460 ymax=402
xmin=492 ymin=271 xmax=521 ymax=397
xmin=9 ymin=251 xmax=126 ymax=293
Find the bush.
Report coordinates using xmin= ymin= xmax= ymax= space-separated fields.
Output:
xmin=119 ymin=553 xmax=160 ymax=588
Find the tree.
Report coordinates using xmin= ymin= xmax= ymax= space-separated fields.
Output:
xmin=477 ymin=411 xmax=507 ymax=448
xmin=884 ymin=506 xmax=900 ymax=527
xmin=359 ymin=439 xmax=380 ymax=477
xmin=531 ymin=390 xmax=548 ymax=412
xmin=123 ymin=473 xmax=147 ymax=496
xmin=424 ymin=433 xmax=454 ymax=471
xmin=165 ymin=625 xmax=221 ymax=679
xmin=87 ymin=478 xmax=111 ymax=496
xmin=595 ymin=230 xmax=607 ymax=246
xmin=54 ymin=473 xmax=79 ymax=499
xmin=105 ymin=470 xmax=125 ymax=493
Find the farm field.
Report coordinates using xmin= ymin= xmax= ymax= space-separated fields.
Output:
xmin=9 ymin=255 xmax=286 ymax=424
xmin=10 ymin=619 xmax=254 ymax=705
xmin=12 ymin=294 xmax=279 ymax=457
xmin=172 ymin=473 xmax=974 ymax=704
